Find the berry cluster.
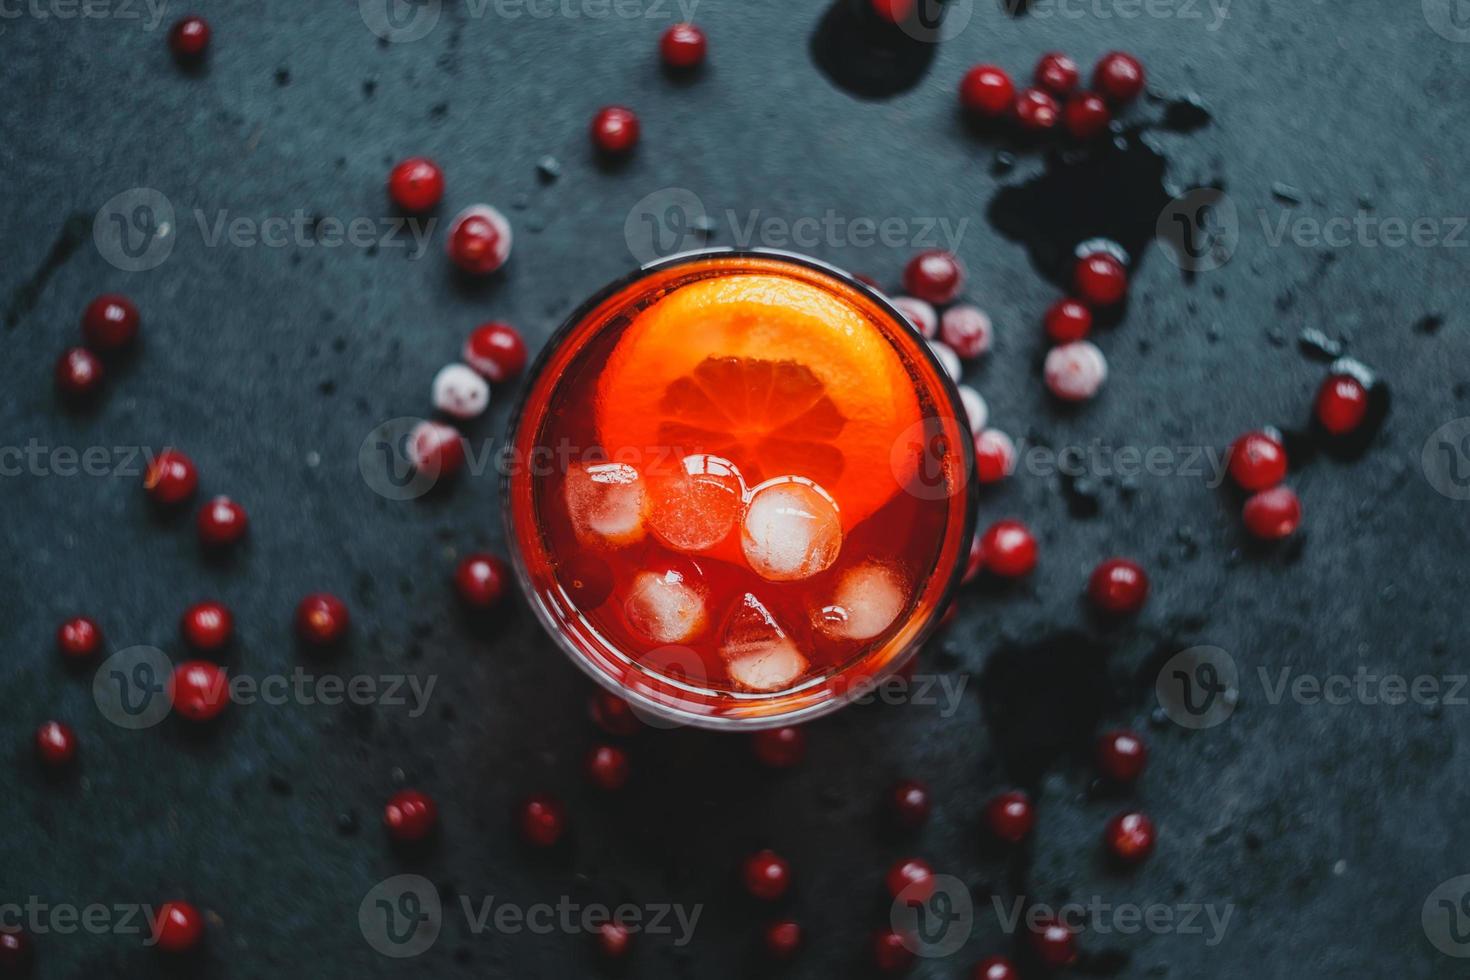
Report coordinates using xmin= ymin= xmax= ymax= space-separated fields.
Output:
xmin=960 ymin=50 xmax=1146 ymax=139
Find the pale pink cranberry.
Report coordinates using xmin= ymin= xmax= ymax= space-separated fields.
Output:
xmin=928 ymin=340 xmax=962 ymax=382
xmin=974 ymin=428 xmax=1016 ymax=483
xmin=408 ymin=421 xmax=466 ymax=478
xmin=446 ymin=205 xmax=512 ymax=275
xmin=431 ymin=363 xmax=490 ymax=420
xmin=940 ymin=304 xmax=993 ymax=359
xmin=957 ymin=384 xmax=988 ymax=435
xmin=890 ymin=296 xmax=938 ymax=338
xmin=1044 ymin=340 xmax=1108 ymax=401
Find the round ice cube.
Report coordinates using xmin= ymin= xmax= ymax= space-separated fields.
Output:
xmin=564 ymin=461 xmax=646 ymax=547
xmin=815 ymin=562 xmax=908 ymax=641
xmin=740 ymin=477 xmax=843 ymax=582
xmin=647 ymin=454 xmax=746 ymax=553
xmin=625 ymin=567 xmax=707 ymax=644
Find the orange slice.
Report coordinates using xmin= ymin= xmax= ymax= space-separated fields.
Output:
xmin=596 ymin=274 xmax=920 ymax=527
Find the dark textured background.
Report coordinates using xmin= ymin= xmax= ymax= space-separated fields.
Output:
xmin=2 ymin=0 xmax=1468 ymax=977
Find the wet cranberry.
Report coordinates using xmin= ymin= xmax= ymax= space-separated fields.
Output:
xmin=387 ymin=157 xmax=444 ymax=212
xmin=57 ymin=616 xmax=102 ymax=660
xmin=0 ymin=929 xmax=33 ymax=974
xmin=1105 ymin=810 xmax=1156 ymax=863
xmin=985 ymin=790 xmax=1034 ymax=843
xmin=55 ymin=347 xmax=104 ymax=400
xmin=1093 ymin=50 xmax=1146 ymax=103
xmin=1063 ymin=92 xmax=1111 ymax=140
xmin=589 ymin=690 xmax=643 ymax=736
xmin=1029 ymin=916 xmax=1077 ymax=969
xmin=1013 ymin=87 xmax=1060 ymax=131
xmin=585 ymin=744 xmax=630 ymax=791
xmin=903 ymin=250 xmax=966 ymax=305
xmin=144 ymin=450 xmax=198 ymax=506
xmin=462 ymin=321 xmax=527 ymax=382
xmin=446 ymin=205 xmax=512 ymax=275
xmin=752 ymin=726 xmax=805 ymax=768
xmin=1074 ymin=251 xmax=1128 ymax=306
xmin=519 ymin=794 xmax=566 ymax=847
xmin=974 ymin=429 xmax=1017 ymax=484
xmin=1088 ymin=558 xmax=1149 ymax=614
xmin=1043 ymin=297 xmax=1092 ymax=343
xmin=959 ymin=64 xmax=1015 ymax=117
xmin=296 ymin=593 xmax=349 ymax=647
xmin=151 ymin=901 xmax=204 ymax=953
xmin=591 ymin=106 xmax=640 ymax=155
xmin=660 ymin=22 xmax=707 ymax=69
xmin=742 ymin=850 xmax=792 ymax=901
xmin=383 ymin=789 xmax=438 ymax=842
xmin=1315 ymin=374 xmax=1369 ymax=435
xmin=1034 ymin=51 xmax=1079 ymax=96
xmin=35 ymin=721 xmax=77 ymax=767
xmin=885 ymin=858 xmax=935 ymax=901
xmin=407 ymin=420 xmax=466 ymax=479
xmin=764 ymin=920 xmax=802 ymax=959
xmin=1228 ymin=430 xmax=1287 ymax=491
xmin=180 ymin=601 xmax=233 ymax=651
xmin=170 ymin=661 xmax=230 ymax=722
xmin=1096 ymin=729 xmax=1148 ymax=783
xmin=454 ymin=553 xmax=509 ymax=609
xmin=81 ymin=294 xmax=140 ymax=350
xmin=596 ymin=921 xmax=632 ymax=959
xmin=1243 ymin=486 xmax=1302 ymax=540
xmin=872 ymin=929 xmax=915 ymax=972
xmin=168 ymin=16 xmax=210 ymax=60
xmin=889 ymin=779 xmax=931 ymax=829
xmin=980 ymin=521 xmax=1036 ymax=578
xmin=974 ymin=956 xmax=1018 ymax=980
xmin=196 ymin=496 xmax=248 ymax=548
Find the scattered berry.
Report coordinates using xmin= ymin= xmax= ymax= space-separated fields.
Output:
xmin=1105 ymin=810 xmax=1156 ymax=863
xmin=197 ymin=496 xmax=248 ymax=548
xmin=431 ymin=363 xmax=490 ymax=420
xmin=889 ymin=778 xmax=931 ymax=829
xmin=295 ymin=593 xmax=349 ymax=647
xmin=585 ymin=744 xmax=631 ymax=790
xmin=1044 ymin=297 xmax=1093 ymax=343
xmin=903 ymin=250 xmax=966 ymax=305
xmin=959 ymin=64 xmax=1015 ymax=117
xmin=383 ymin=789 xmax=438 ymax=842
xmin=519 ymin=794 xmax=566 ymax=847
xmin=1034 ymin=51 xmax=1079 ymax=96
xmin=446 ymin=205 xmax=512 ymax=275
xmin=143 ymin=450 xmax=198 ymax=506
xmin=1093 ymin=51 xmax=1146 ymax=103
xmin=454 ymin=553 xmax=509 ymax=609
xmin=751 ymin=726 xmax=805 ymax=768
xmin=891 ymin=296 xmax=938 ymax=339
xmin=1087 ymin=558 xmax=1149 ymax=614
xmin=1228 ymin=430 xmax=1288 ymax=491
xmin=596 ymin=921 xmax=632 ymax=959
xmin=180 ymin=601 xmax=233 ymax=652
xmin=1243 ymin=486 xmax=1302 ymax=540
xmin=872 ymin=929 xmax=915 ymax=972
xmin=591 ymin=106 xmax=640 ymax=155
xmin=974 ymin=429 xmax=1017 ymax=484
xmin=1315 ymin=374 xmax=1369 ymax=435
xmin=589 ymin=690 xmax=643 ymax=736
xmin=660 ymin=23 xmax=707 ymax=69
xmin=1074 ymin=251 xmax=1128 ymax=306
xmin=940 ymin=305 xmax=992 ymax=359
xmin=763 ymin=920 xmax=802 ymax=959
xmin=1096 ymin=729 xmax=1148 ymax=783
xmin=57 ymin=616 xmax=102 ymax=660
xmin=985 ymin=790 xmax=1035 ymax=843
xmin=407 ymin=420 xmax=466 ymax=480
xmin=81 ymin=294 xmax=140 ymax=351
xmin=387 ymin=157 xmax=444 ymax=212
xmin=958 ymin=385 xmax=988 ymax=435
xmin=463 ymin=321 xmax=527 ymax=382
xmin=168 ymin=16 xmax=210 ymax=60
xmin=151 ymin=901 xmax=204 ymax=953
xmin=35 ymin=720 xmax=77 ymax=767
xmin=1013 ymin=87 xmax=1060 ymax=131
xmin=884 ymin=857 xmax=935 ymax=901
xmin=928 ymin=339 xmax=962 ymax=383
xmin=0 ymin=929 xmax=33 ymax=975
xmin=980 ymin=521 xmax=1037 ymax=577
xmin=1063 ymin=92 xmax=1111 ymax=140
xmin=742 ymin=850 xmax=792 ymax=901
xmin=1028 ymin=915 xmax=1077 ymax=969
xmin=1044 ymin=340 xmax=1108 ymax=401
xmin=974 ymin=956 xmax=1018 ymax=980
xmin=55 ymin=347 xmax=104 ymax=400
xmin=170 ymin=661 xmax=230 ymax=722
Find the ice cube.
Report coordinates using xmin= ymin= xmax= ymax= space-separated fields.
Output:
xmin=624 ymin=567 xmax=707 ymax=644
xmin=646 ymin=454 xmax=746 ymax=553
xmin=720 ymin=593 xmax=809 ymax=692
xmin=740 ymin=477 xmax=843 ymax=582
xmin=564 ymin=462 xmax=646 ymax=546
xmin=814 ymin=562 xmax=908 ymax=641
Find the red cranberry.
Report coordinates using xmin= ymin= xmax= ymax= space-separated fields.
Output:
xmin=980 ymin=521 xmax=1037 ymax=578
xmin=872 ymin=929 xmax=915 ymax=972
xmin=589 ymin=690 xmax=643 ymax=736
xmin=1315 ymin=374 xmax=1369 ymax=435
xmin=81 ymin=294 xmax=140 ymax=351
xmin=1093 ymin=51 xmax=1146 ymax=104
xmin=902 ymin=250 xmax=966 ymax=305
xmin=168 ymin=16 xmax=210 ymax=60
xmin=0 ymin=929 xmax=33 ymax=974
xmin=1013 ymin=87 xmax=1060 ymax=131
xmin=519 ymin=794 xmax=566 ymax=847
xmin=1243 ymin=486 xmax=1302 ymax=540
xmin=57 ymin=616 xmax=102 ymax=660
xmin=143 ymin=450 xmax=198 ymax=506
xmin=1096 ymin=729 xmax=1148 ymax=783
xmin=1088 ymin=558 xmax=1149 ymax=614
xmin=660 ymin=22 xmax=707 ymax=69
xmin=764 ymin=920 xmax=802 ymax=959
xmin=1105 ymin=810 xmax=1156 ymax=863
xmin=55 ymin=347 xmax=104 ymax=400
xmin=585 ymin=744 xmax=630 ymax=791
xmin=959 ymin=64 xmax=1015 ymax=117
xmin=974 ymin=429 xmax=1017 ymax=484
xmin=387 ymin=157 xmax=444 ymax=212
xmin=383 ymin=789 xmax=438 ymax=842
xmin=870 ymin=0 xmax=915 ymax=24
xmin=1074 ymin=251 xmax=1128 ymax=306
xmin=974 ymin=956 xmax=1018 ymax=980
xmin=1034 ymin=51 xmax=1079 ymax=96
xmin=742 ymin=850 xmax=792 ymax=901
xmin=1228 ymin=430 xmax=1288 ymax=491
xmin=462 ymin=321 xmax=527 ymax=382
xmin=407 ymin=420 xmax=466 ymax=479
xmin=884 ymin=858 xmax=935 ymax=901
xmin=296 ymin=593 xmax=349 ymax=647
xmin=170 ymin=661 xmax=230 ymax=722
xmin=35 ymin=720 xmax=77 ymax=767
xmin=889 ymin=779 xmax=931 ymax=829
xmin=446 ymin=205 xmax=512 ymax=275
xmin=454 ymin=553 xmax=509 ymax=609
xmin=196 ymin=496 xmax=248 ymax=548
xmin=751 ymin=726 xmax=805 ymax=768
xmin=1063 ymin=92 xmax=1111 ymax=140
xmin=180 ymin=601 xmax=233 ymax=652
xmin=1029 ymin=915 xmax=1077 ymax=969
xmin=591 ymin=106 xmax=640 ymax=155
xmin=985 ymin=790 xmax=1034 ymax=843
xmin=596 ymin=921 xmax=632 ymax=959
xmin=151 ymin=901 xmax=204 ymax=953
xmin=1043 ymin=297 xmax=1093 ymax=343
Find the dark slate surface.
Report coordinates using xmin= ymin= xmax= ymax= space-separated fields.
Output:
xmin=2 ymin=1 xmax=1468 ymax=977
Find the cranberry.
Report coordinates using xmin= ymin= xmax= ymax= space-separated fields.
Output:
xmin=1243 ymin=486 xmax=1302 ymax=540
xmin=589 ymin=690 xmax=643 ymax=736
xmin=81 ymin=294 xmax=140 ymax=350
xmin=891 ymin=296 xmax=938 ymax=338
xmin=963 ymin=531 xmax=986 ymax=585
xmin=57 ymin=616 xmax=102 ymax=660
xmin=1063 ymin=92 xmax=1112 ymax=140
xmin=151 ymin=901 xmax=204 ymax=953
xmin=596 ymin=921 xmax=632 ymax=959
xmin=180 ymin=601 xmax=233 ymax=652
xmin=1228 ymin=430 xmax=1288 ymax=491
xmin=1087 ymin=558 xmax=1149 ymax=614
xmin=1105 ymin=810 xmax=1156 ymax=863
xmin=168 ymin=16 xmax=210 ymax=60
xmin=889 ymin=779 xmax=931 ymax=829
xmin=974 ymin=429 xmax=1017 ymax=484
xmin=959 ymin=64 xmax=1015 ymax=117
xmin=454 ymin=553 xmax=509 ymax=609
xmin=980 ymin=521 xmax=1036 ymax=578
xmin=751 ymin=726 xmax=805 ymax=768
xmin=940 ymin=305 xmax=992 ymax=359
xmin=197 ymin=496 xmax=248 ymax=548
xmin=431 ymin=364 xmax=489 ymax=422
xmin=296 ymin=593 xmax=349 ymax=647
xmin=0 ymin=929 xmax=33 ymax=974
xmin=387 ymin=157 xmax=444 ymax=212
xmin=1043 ymin=340 xmax=1108 ymax=402
xmin=1093 ymin=50 xmax=1146 ymax=103
xmin=446 ymin=205 xmax=512 ymax=275
xmin=660 ymin=22 xmax=707 ymax=69
xmin=872 ymin=929 xmax=915 ymax=972
xmin=585 ymin=744 xmax=630 ymax=790
xmin=463 ymin=321 xmax=528 ymax=382
xmin=1013 ymin=87 xmax=1060 ymax=131
xmin=959 ymin=385 xmax=988 ymax=436
xmin=55 ymin=347 xmax=104 ymax=400
xmin=143 ymin=450 xmax=198 ymax=506
xmin=1074 ymin=251 xmax=1128 ymax=306
xmin=763 ymin=920 xmax=802 ymax=959
xmin=383 ymin=789 xmax=438 ymax=842
xmin=985 ymin=790 xmax=1034 ymax=843
xmin=1096 ymin=729 xmax=1148 ymax=783
xmin=170 ymin=661 xmax=230 ymax=722
xmin=35 ymin=720 xmax=77 ymax=767
xmin=1034 ymin=51 xmax=1079 ymax=96
xmin=407 ymin=420 xmax=466 ymax=479
xmin=1043 ymin=298 xmax=1092 ymax=343
xmin=974 ymin=956 xmax=1018 ymax=980
xmin=1315 ymin=374 xmax=1369 ymax=435
xmin=1029 ymin=915 xmax=1077 ymax=969
xmin=884 ymin=858 xmax=935 ymax=901
xmin=742 ymin=850 xmax=792 ymax=901
xmin=870 ymin=0 xmax=915 ymax=24
xmin=519 ymin=794 xmax=566 ymax=847
xmin=902 ymin=250 xmax=966 ymax=305
xmin=591 ymin=106 xmax=640 ymax=155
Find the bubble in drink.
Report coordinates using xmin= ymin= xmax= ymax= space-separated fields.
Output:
xmin=814 ymin=562 xmax=908 ymax=641
xmin=646 ymin=454 xmax=746 ymax=553
xmin=740 ymin=477 xmax=843 ymax=582
xmin=624 ymin=566 xmax=707 ymax=643
xmin=564 ymin=462 xmax=646 ymax=546
xmin=720 ymin=592 xmax=809 ymax=692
